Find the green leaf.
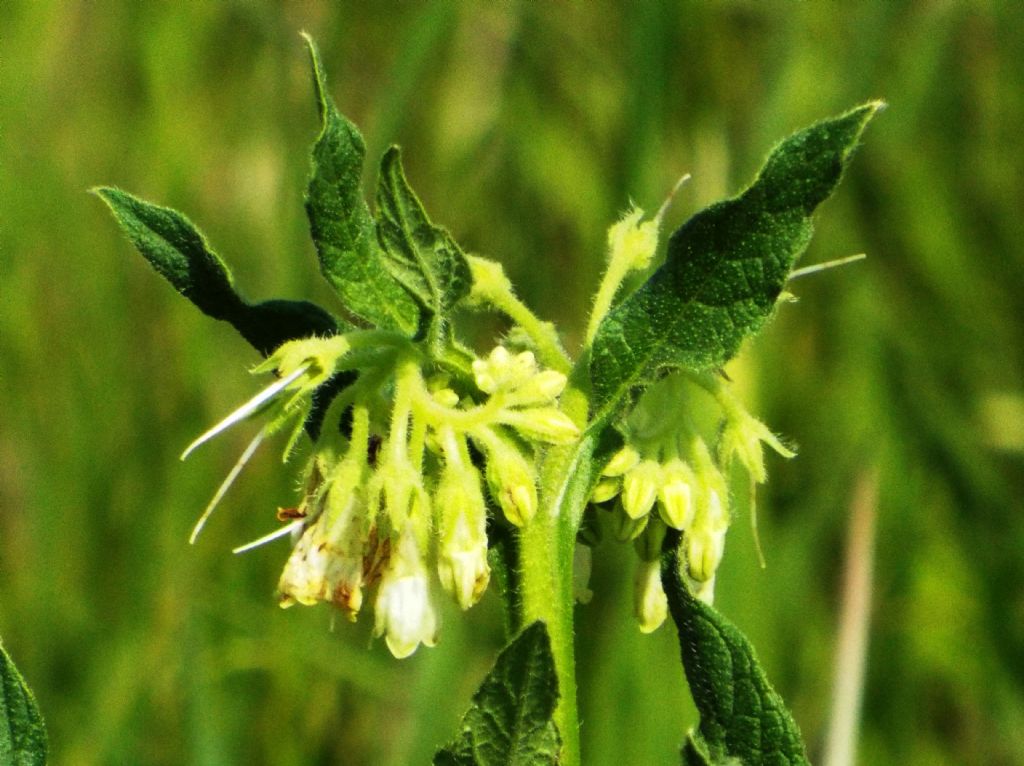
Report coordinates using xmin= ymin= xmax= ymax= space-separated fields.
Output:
xmin=93 ymin=187 xmax=341 ymax=356
xmin=433 ymin=621 xmax=560 ymax=766
xmin=589 ymin=102 xmax=883 ymax=418
xmin=376 ymin=146 xmax=472 ymax=348
xmin=662 ymin=536 xmax=810 ymax=766
xmin=302 ymin=33 xmax=421 ymax=335
xmin=1 ymin=640 xmax=48 ymax=766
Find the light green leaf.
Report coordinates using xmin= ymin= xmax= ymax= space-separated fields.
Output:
xmin=433 ymin=621 xmax=560 ymax=766
xmin=1 ymin=640 xmax=47 ymax=766
xmin=589 ymin=102 xmax=883 ymax=419
xmin=376 ymin=145 xmax=472 ymax=348
xmin=302 ymin=34 xmax=421 ymax=335
xmin=662 ymin=537 xmax=810 ymax=766
xmin=93 ymin=187 xmax=341 ymax=355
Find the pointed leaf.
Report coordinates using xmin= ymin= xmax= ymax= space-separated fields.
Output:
xmin=590 ymin=102 xmax=883 ymax=419
xmin=93 ymin=187 xmax=342 ymax=355
xmin=1 ymin=640 xmax=48 ymax=766
xmin=433 ymin=621 xmax=560 ymax=766
xmin=376 ymin=146 xmax=472 ymax=346
xmin=302 ymin=34 xmax=420 ymax=335
xmin=662 ymin=537 xmax=810 ymax=766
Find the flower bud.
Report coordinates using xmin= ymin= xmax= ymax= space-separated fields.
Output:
xmin=658 ymin=458 xmax=695 ymax=530
xmin=373 ymin=527 xmax=439 ymax=658
xmin=621 ymin=459 xmax=660 ymax=519
xmin=500 ymin=407 xmax=580 ymax=445
xmin=506 ymin=370 xmax=567 ymax=406
xmin=607 ymin=206 xmax=660 ymax=273
xmin=473 ymin=426 xmax=539 ymax=526
xmin=685 ymin=529 xmax=725 ymax=583
xmin=253 ymin=334 xmax=351 ymax=394
xmin=485 ymin=452 xmax=537 ymax=527
xmin=435 ymin=467 xmax=490 ymax=610
xmin=634 ymin=559 xmax=668 ymax=633
xmin=589 ymin=477 xmax=621 ymax=505
xmin=603 ymin=445 xmax=641 ymax=477
xmin=473 ymin=345 xmax=539 ymax=395
xmin=718 ymin=409 xmax=795 ymax=484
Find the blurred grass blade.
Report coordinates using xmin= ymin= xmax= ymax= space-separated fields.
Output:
xmin=1 ymin=640 xmax=48 ymax=766
xmin=823 ymin=469 xmax=878 ymax=766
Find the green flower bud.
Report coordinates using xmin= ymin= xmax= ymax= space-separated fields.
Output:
xmin=685 ymin=529 xmax=725 ymax=583
xmin=590 ymin=477 xmax=621 ymax=505
xmin=472 ymin=346 xmax=537 ymax=395
xmin=718 ymin=408 xmax=795 ymax=484
xmin=253 ymin=334 xmax=351 ymax=395
xmin=473 ymin=427 xmax=539 ymax=527
xmin=506 ymin=369 xmax=567 ymax=406
xmin=573 ymin=544 xmax=594 ymax=605
xmin=657 ymin=458 xmax=695 ymax=530
xmin=607 ymin=206 xmax=660 ymax=273
xmin=634 ymin=559 xmax=668 ymax=634
xmin=621 ymin=459 xmax=661 ymax=519
xmin=499 ymin=407 xmax=580 ymax=445
xmin=603 ymin=444 xmax=641 ymax=477
xmin=435 ymin=466 xmax=490 ymax=610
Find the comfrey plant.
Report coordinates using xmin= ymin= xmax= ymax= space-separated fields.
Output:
xmin=93 ymin=36 xmax=880 ymax=766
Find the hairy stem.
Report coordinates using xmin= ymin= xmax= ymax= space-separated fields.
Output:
xmin=517 ymin=385 xmax=594 ymax=766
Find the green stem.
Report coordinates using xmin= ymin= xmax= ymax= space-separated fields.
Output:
xmin=517 ymin=385 xmax=596 ymax=766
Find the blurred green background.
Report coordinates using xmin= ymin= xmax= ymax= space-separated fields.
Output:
xmin=2 ymin=2 xmax=1023 ymax=764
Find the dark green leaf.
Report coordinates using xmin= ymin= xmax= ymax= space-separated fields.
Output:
xmin=662 ymin=535 xmax=810 ymax=766
xmin=589 ymin=102 xmax=883 ymax=418
xmin=302 ymin=34 xmax=420 ymax=335
xmin=376 ymin=146 xmax=472 ymax=348
xmin=1 ymin=640 xmax=48 ymax=766
xmin=433 ymin=621 xmax=560 ymax=766
xmin=93 ymin=187 xmax=341 ymax=355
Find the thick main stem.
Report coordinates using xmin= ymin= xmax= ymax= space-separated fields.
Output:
xmin=519 ymin=493 xmax=579 ymax=764
xmin=518 ymin=386 xmax=596 ymax=766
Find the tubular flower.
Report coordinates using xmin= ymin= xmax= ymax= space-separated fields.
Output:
xmin=182 ymin=337 xmax=577 ymax=658
xmin=374 ymin=526 xmax=439 ymax=659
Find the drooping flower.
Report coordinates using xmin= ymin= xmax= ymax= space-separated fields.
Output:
xmin=373 ymin=526 xmax=439 ymax=659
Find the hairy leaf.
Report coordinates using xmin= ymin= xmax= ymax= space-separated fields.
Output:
xmin=93 ymin=187 xmax=340 ymax=355
xmin=376 ymin=146 xmax=472 ymax=348
xmin=1 ymin=640 xmax=47 ymax=766
xmin=433 ymin=621 xmax=560 ymax=766
xmin=589 ymin=102 xmax=883 ymax=418
xmin=662 ymin=537 xmax=810 ymax=766
xmin=302 ymin=34 xmax=421 ymax=335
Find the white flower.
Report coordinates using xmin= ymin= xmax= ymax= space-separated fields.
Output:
xmin=438 ymin=513 xmax=490 ymax=610
xmin=374 ymin=528 xmax=439 ymax=658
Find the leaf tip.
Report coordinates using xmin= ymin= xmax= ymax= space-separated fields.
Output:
xmin=301 ymin=32 xmax=328 ymax=121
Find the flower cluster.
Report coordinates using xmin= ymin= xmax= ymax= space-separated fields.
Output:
xmin=585 ymin=372 xmax=793 ymax=632
xmin=186 ymin=337 xmax=577 ymax=658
